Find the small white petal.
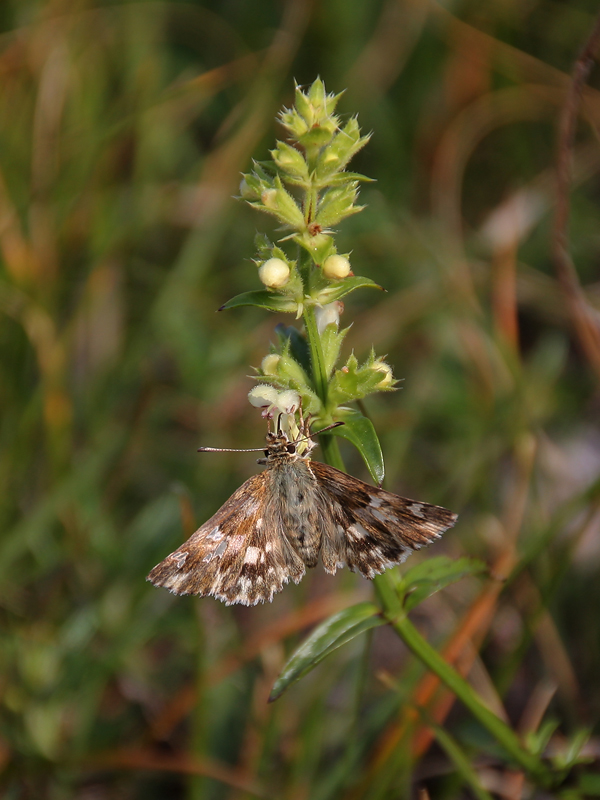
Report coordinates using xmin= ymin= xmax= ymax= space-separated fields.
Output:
xmin=248 ymin=384 xmax=279 ymax=408
xmin=315 ymin=301 xmax=341 ymax=334
xmin=276 ymin=390 xmax=301 ymax=415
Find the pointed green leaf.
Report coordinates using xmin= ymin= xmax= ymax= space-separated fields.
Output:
xmin=219 ymin=291 xmax=298 ymax=313
xmin=320 ymin=172 xmax=375 ymax=186
xmin=314 ymin=275 xmax=383 ymax=305
xmin=321 ymin=324 xmax=350 ymax=377
xmin=269 ymin=602 xmax=385 ymax=702
xmin=400 ymin=557 xmax=487 ymax=612
xmin=330 ymin=408 xmax=384 ymax=485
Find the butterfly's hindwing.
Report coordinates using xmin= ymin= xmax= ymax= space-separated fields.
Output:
xmin=309 ymin=461 xmax=457 ymax=580
xmin=147 ymin=472 xmax=305 ymax=605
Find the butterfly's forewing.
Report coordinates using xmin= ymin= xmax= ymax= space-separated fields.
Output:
xmin=309 ymin=461 xmax=457 ymax=579
xmin=147 ymin=472 xmax=305 ymax=605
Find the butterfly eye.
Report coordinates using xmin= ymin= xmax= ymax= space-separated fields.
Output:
xmin=286 ymin=444 xmax=296 ymax=454
xmin=263 ymin=450 xmax=269 ymax=457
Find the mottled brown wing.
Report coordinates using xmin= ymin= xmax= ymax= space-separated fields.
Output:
xmin=309 ymin=461 xmax=457 ymax=579
xmin=147 ymin=472 xmax=305 ymax=606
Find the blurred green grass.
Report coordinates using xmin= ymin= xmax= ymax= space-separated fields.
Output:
xmin=1 ymin=1 xmax=600 ymax=798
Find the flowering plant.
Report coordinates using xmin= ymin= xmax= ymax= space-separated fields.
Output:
xmin=225 ymin=78 xmax=396 ymax=481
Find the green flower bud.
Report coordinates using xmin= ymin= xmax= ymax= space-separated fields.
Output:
xmin=295 ymin=232 xmax=335 ymax=264
xmin=279 ymin=79 xmax=343 ymax=149
xmin=271 ymin=142 xmax=309 ymax=183
xmin=278 ymin=352 xmax=312 ymax=389
xmin=239 ymin=176 xmax=260 ymax=200
xmin=314 ymin=118 xmax=371 ymax=183
xmin=259 ymin=178 xmax=306 ymax=230
xmin=322 ymin=255 xmax=351 ymax=280
xmin=258 ymin=258 xmax=290 ymax=288
xmin=315 ymin=183 xmax=362 ymax=229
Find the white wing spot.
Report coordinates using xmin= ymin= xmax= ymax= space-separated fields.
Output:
xmin=370 ymin=497 xmax=384 ymax=509
xmin=265 ymin=541 xmax=273 ymax=553
xmin=372 ymin=509 xmax=388 ymax=524
xmin=244 ymin=546 xmax=261 ymax=565
xmin=409 ymin=503 xmax=425 ymax=519
xmin=175 ymin=551 xmax=188 ymax=568
xmin=206 ymin=526 xmax=223 ymax=541
xmin=203 ymin=538 xmax=228 ymax=563
xmin=349 ymin=523 xmax=369 ymax=540
xmin=256 ymin=518 xmax=263 ymax=530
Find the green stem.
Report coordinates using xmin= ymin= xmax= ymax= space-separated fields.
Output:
xmin=303 ymin=302 xmax=345 ymax=471
xmin=303 ymin=303 xmax=328 ymax=404
xmin=387 ymin=613 xmax=551 ymax=785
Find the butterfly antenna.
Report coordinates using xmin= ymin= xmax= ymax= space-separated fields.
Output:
xmin=293 ymin=420 xmax=344 ymax=445
xmin=198 ymin=446 xmax=268 ymax=453
xmin=197 ymin=422 xmax=344 ymax=453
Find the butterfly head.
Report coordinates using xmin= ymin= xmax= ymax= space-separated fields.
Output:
xmin=256 ymin=428 xmax=316 ymax=465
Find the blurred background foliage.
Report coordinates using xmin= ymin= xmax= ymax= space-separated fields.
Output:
xmin=1 ymin=0 xmax=600 ymax=798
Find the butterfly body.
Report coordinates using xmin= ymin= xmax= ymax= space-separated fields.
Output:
xmin=147 ymin=431 xmax=457 ymax=606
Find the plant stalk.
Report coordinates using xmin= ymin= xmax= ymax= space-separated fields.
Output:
xmin=387 ymin=613 xmax=552 ymax=785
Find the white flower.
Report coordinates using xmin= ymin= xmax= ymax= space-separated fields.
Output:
xmin=315 ymin=301 xmax=343 ymax=334
xmin=276 ymin=390 xmax=301 ymax=414
xmin=248 ymin=386 xmax=301 ymax=433
xmin=248 ymin=384 xmax=280 ymax=409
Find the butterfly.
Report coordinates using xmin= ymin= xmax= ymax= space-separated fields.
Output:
xmin=147 ymin=420 xmax=457 ymax=606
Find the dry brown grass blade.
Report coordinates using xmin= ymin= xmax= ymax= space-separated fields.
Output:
xmin=345 ymin=0 xmax=429 ymax=95
xmin=500 ymin=679 xmax=558 ymax=800
xmin=512 ymin=574 xmax=582 ymax=716
xmin=0 ymin=169 xmax=39 ymax=283
xmin=431 ymin=0 xmax=600 ymax=117
xmin=492 ymin=240 xmax=519 ymax=352
xmin=553 ymin=10 xmax=600 ymax=379
xmin=84 ymin=747 xmax=269 ymax=798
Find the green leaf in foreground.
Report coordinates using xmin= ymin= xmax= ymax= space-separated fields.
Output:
xmin=269 ymin=602 xmax=385 ymax=702
xmin=400 ymin=556 xmax=487 ymax=612
xmin=219 ymin=290 xmax=299 ymax=313
xmin=329 ymin=408 xmax=384 ymax=485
